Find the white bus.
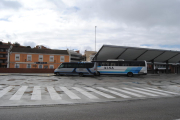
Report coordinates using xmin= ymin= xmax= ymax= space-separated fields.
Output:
xmin=54 ymin=62 xmax=96 ymax=77
xmin=93 ymin=60 xmax=147 ymax=77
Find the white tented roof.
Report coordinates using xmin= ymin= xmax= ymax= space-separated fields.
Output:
xmin=93 ymin=45 xmax=180 ymax=63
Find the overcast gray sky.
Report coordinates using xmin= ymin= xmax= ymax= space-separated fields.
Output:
xmin=0 ymin=0 xmax=180 ymax=54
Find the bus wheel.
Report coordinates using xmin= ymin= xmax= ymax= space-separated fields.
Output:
xmin=79 ymin=73 xmax=84 ymax=77
xmin=127 ymin=72 xmax=133 ymax=77
xmin=96 ymin=72 xmax=100 ymax=76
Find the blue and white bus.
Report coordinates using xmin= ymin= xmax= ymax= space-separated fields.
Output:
xmin=54 ymin=62 xmax=96 ymax=77
xmin=93 ymin=60 xmax=147 ymax=77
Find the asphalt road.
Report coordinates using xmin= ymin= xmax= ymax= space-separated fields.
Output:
xmin=0 ymin=96 xmax=180 ymax=120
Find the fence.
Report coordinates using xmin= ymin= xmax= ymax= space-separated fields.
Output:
xmin=0 ymin=68 xmax=54 ymax=73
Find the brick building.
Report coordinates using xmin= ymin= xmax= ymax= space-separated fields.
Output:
xmin=8 ymin=47 xmax=70 ymax=69
xmin=0 ymin=42 xmax=10 ymax=68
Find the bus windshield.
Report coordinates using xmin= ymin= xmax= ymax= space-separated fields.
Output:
xmin=58 ymin=64 xmax=64 ymax=68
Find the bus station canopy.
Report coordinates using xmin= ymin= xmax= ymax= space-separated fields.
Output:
xmin=93 ymin=45 xmax=180 ymax=63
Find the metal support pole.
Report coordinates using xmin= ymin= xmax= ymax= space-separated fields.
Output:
xmin=166 ymin=61 xmax=169 ymax=74
xmin=95 ymin=26 xmax=96 ymax=52
xmin=152 ymin=60 xmax=154 ymax=74
xmin=177 ymin=66 xmax=178 ymax=74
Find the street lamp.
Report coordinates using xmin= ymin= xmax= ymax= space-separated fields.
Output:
xmin=95 ymin=26 xmax=97 ymax=52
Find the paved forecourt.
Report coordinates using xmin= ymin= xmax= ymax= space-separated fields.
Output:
xmin=0 ymin=85 xmax=179 ymax=106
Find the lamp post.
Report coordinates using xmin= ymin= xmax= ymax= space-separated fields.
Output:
xmin=95 ymin=26 xmax=97 ymax=52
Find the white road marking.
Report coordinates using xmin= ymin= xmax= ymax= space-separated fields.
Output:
xmin=10 ymin=86 xmax=28 ymax=100
xmin=47 ymin=86 xmax=61 ymax=100
xmin=73 ymin=87 xmax=99 ymax=99
xmin=132 ymin=87 xmax=170 ymax=96
xmin=0 ymin=86 xmax=14 ymax=98
xmin=146 ymin=87 xmax=179 ymax=95
xmin=85 ymin=87 xmax=115 ymax=99
xmin=123 ymin=88 xmax=159 ymax=97
xmin=60 ymin=87 xmax=80 ymax=99
xmin=97 ymin=87 xmax=131 ymax=98
xmin=109 ymin=87 xmax=145 ymax=97
xmin=31 ymin=86 xmax=41 ymax=100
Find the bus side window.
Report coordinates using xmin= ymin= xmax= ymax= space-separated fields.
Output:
xmin=73 ymin=63 xmax=78 ymax=68
xmin=87 ymin=63 xmax=94 ymax=68
xmin=122 ymin=63 xmax=129 ymax=66
xmin=131 ymin=62 xmax=136 ymax=66
xmin=84 ymin=63 xmax=88 ymax=68
xmin=102 ymin=62 xmax=109 ymax=66
xmin=110 ymin=62 xmax=115 ymax=66
xmin=67 ymin=63 xmax=73 ymax=68
xmin=61 ymin=63 xmax=67 ymax=68
xmin=139 ymin=62 xmax=145 ymax=66
xmin=78 ymin=64 xmax=84 ymax=68
xmin=98 ymin=62 xmax=102 ymax=66
xmin=59 ymin=64 xmax=64 ymax=68
xmin=118 ymin=62 xmax=122 ymax=66
xmin=90 ymin=63 xmax=94 ymax=68
xmin=110 ymin=62 xmax=118 ymax=66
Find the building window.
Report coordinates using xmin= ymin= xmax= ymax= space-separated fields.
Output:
xmin=27 ymin=64 xmax=31 ymax=68
xmin=39 ymin=64 xmax=43 ymax=68
xmin=15 ymin=54 xmax=20 ymax=61
xmin=60 ymin=56 xmax=64 ymax=62
xmin=44 ymin=65 xmax=48 ymax=69
xmin=27 ymin=55 xmax=32 ymax=61
xmin=50 ymin=56 xmax=54 ymax=62
xmin=49 ymin=65 xmax=54 ymax=69
xmin=15 ymin=64 xmax=20 ymax=68
xmin=39 ymin=55 xmax=43 ymax=62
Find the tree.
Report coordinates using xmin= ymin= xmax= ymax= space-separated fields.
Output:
xmin=14 ymin=42 xmax=20 ymax=46
xmin=8 ymin=42 xmax=11 ymax=45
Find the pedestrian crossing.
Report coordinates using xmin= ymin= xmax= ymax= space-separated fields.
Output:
xmin=85 ymin=87 xmax=115 ymax=99
xmin=60 ymin=87 xmax=81 ymax=99
xmin=31 ymin=86 xmax=41 ymax=100
xmin=0 ymin=86 xmax=179 ymax=101
xmin=47 ymin=86 xmax=61 ymax=100
xmin=10 ymin=86 xmax=27 ymax=100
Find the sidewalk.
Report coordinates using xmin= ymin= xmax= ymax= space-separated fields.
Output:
xmin=0 ymin=73 xmax=54 ymax=76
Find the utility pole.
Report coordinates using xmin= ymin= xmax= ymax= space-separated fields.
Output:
xmin=95 ymin=26 xmax=97 ymax=52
